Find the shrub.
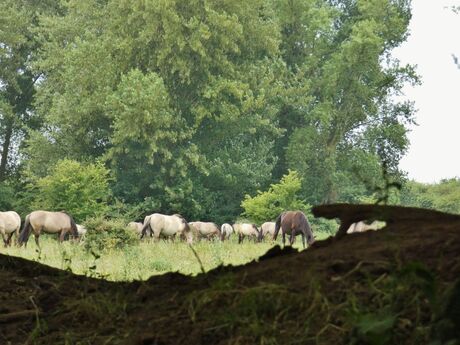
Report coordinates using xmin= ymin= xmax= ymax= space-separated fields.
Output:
xmin=241 ymin=170 xmax=310 ymax=224
xmin=30 ymin=159 xmax=111 ymax=222
xmin=83 ymin=216 xmax=138 ymax=253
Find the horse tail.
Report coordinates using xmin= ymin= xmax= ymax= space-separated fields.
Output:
xmin=220 ymin=225 xmax=226 ymax=241
xmin=257 ymin=224 xmax=264 ymax=242
xmin=18 ymin=215 xmax=32 ymax=246
xmin=182 ymin=219 xmax=190 ymax=232
xmin=15 ymin=214 xmax=21 ymax=241
xmin=273 ymin=213 xmax=283 ymax=241
xmin=140 ymin=220 xmax=152 ymax=239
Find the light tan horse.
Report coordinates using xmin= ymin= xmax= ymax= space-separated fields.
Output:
xmin=141 ymin=213 xmax=193 ymax=243
xmin=76 ymin=224 xmax=87 ymax=240
xmin=0 ymin=211 xmax=21 ymax=247
xmin=220 ymin=223 xmax=234 ymax=241
xmin=128 ymin=221 xmax=144 ymax=235
xmin=347 ymin=221 xmax=379 ymax=234
xmin=233 ymin=223 xmax=260 ymax=243
xmin=189 ymin=221 xmax=220 ymax=241
xmin=258 ymin=222 xmax=276 ymax=242
xmin=18 ymin=211 xmax=78 ymax=247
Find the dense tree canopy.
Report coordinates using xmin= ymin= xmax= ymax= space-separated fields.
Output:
xmin=0 ymin=0 xmax=425 ymax=223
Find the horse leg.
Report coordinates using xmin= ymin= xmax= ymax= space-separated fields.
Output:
xmin=59 ymin=230 xmax=66 ymax=243
xmin=289 ymin=230 xmax=296 ymax=246
xmin=301 ymin=231 xmax=306 ymax=249
xmin=282 ymin=231 xmax=286 ymax=246
xmin=238 ymin=234 xmax=243 ymax=244
xmin=6 ymin=232 xmax=15 ymax=247
xmin=34 ymin=234 xmax=40 ymax=249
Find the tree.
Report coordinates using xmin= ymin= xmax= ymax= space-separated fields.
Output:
xmin=16 ymin=0 xmax=418 ymax=221
xmin=0 ymin=0 xmax=59 ymax=180
xmin=274 ymin=0 xmax=417 ymax=204
xmin=241 ymin=170 xmax=309 ymax=224
xmin=400 ymin=178 xmax=460 ymax=215
xmin=29 ymin=0 xmax=283 ymax=221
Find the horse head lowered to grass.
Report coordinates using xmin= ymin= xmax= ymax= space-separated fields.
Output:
xmin=273 ymin=211 xmax=315 ymax=248
xmin=140 ymin=213 xmax=193 ymax=243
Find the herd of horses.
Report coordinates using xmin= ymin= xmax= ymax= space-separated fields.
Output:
xmin=131 ymin=210 xmax=316 ymax=247
xmin=0 ymin=210 xmax=317 ymax=249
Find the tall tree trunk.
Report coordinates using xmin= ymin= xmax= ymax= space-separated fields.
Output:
xmin=0 ymin=120 xmax=13 ymax=182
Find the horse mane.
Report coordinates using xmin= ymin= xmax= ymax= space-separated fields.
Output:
xmin=62 ymin=212 xmax=79 ymax=238
xmin=213 ymin=223 xmax=221 ymax=235
xmin=172 ymin=214 xmax=191 ymax=231
xmin=173 ymin=213 xmax=183 ymax=219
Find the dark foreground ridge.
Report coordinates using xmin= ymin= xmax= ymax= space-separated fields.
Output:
xmin=1 ymin=204 xmax=460 ymax=344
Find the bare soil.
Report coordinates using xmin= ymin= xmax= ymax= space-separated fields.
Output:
xmin=1 ymin=204 xmax=459 ymax=345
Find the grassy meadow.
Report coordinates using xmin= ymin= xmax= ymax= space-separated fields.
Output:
xmin=0 ymin=232 xmax=331 ymax=281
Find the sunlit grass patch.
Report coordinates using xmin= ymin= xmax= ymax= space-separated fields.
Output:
xmin=1 ymin=231 xmax=331 ymax=281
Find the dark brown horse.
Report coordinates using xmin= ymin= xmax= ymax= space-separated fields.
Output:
xmin=273 ymin=211 xmax=315 ymax=248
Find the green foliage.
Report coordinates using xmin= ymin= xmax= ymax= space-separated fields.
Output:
xmin=400 ymin=178 xmax=460 ymax=214
xmin=0 ymin=181 xmax=15 ymax=210
xmin=4 ymin=0 xmax=419 ymax=220
xmin=351 ymin=312 xmax=396 ymax=345
xmin=27 ymin=0 xmax=284 ymax=220
xmin=277 ymin=0 xmax=416 ymax=204
xmin=310 ymin=217 xmax=339 ymax=235
xmin=83 ymin=216 xmax=138 ymax=253
xmin=0 ymin=0 xmax=58 ymax=179
xmin=105 ymin=197 xmax=159 ymax=223
xmin=241 ymin=170 xmax=309 ymax=223
xmin=30 ymin=159 xmax=110 ymax=222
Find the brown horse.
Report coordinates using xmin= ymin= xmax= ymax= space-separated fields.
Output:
xmin=273 ymin=211 xmax=315 ymax=248
xmin=18 ymin=211 xmax=78 ymax=248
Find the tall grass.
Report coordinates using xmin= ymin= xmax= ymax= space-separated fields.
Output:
xmin=0 ymin=232 xmax=330 ymax=281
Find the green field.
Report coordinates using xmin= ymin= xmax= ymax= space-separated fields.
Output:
xmin=0 ymin=232 xmax=330 ymax=281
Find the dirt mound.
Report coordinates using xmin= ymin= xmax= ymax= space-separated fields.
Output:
xmin=1 ymin=204 xmax=460 ymax=345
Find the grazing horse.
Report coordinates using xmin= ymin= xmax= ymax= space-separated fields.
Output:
xmin=273 ymin=211 xmax=314 ymax=248
xmin=0 ymin=211 xmax=21 ymax=247
xmin=128 ymin=221 xmax=144 ymax=235
xmin=141 ymin=213 xmax=192 ymax=243
xmin=220 ymin=223 xmax=234 ymax=241
xmin=233 ymin=223 xmax=260 ymax=243
xmin=76 ymin=224 xmax=87 ymax=240
xmin=257 ymin=221 xmax=276 ymax=242
xmin=347 ymin=220 xmax=379 ymax=234
xmin=18 ymin=211 xmax=78 ymax=248
xmin=189 ymin=221 xmax=220 ymax=241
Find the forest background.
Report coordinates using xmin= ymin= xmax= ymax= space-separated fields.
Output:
xmin=1 ymin=0 xmax=459 ymax=227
